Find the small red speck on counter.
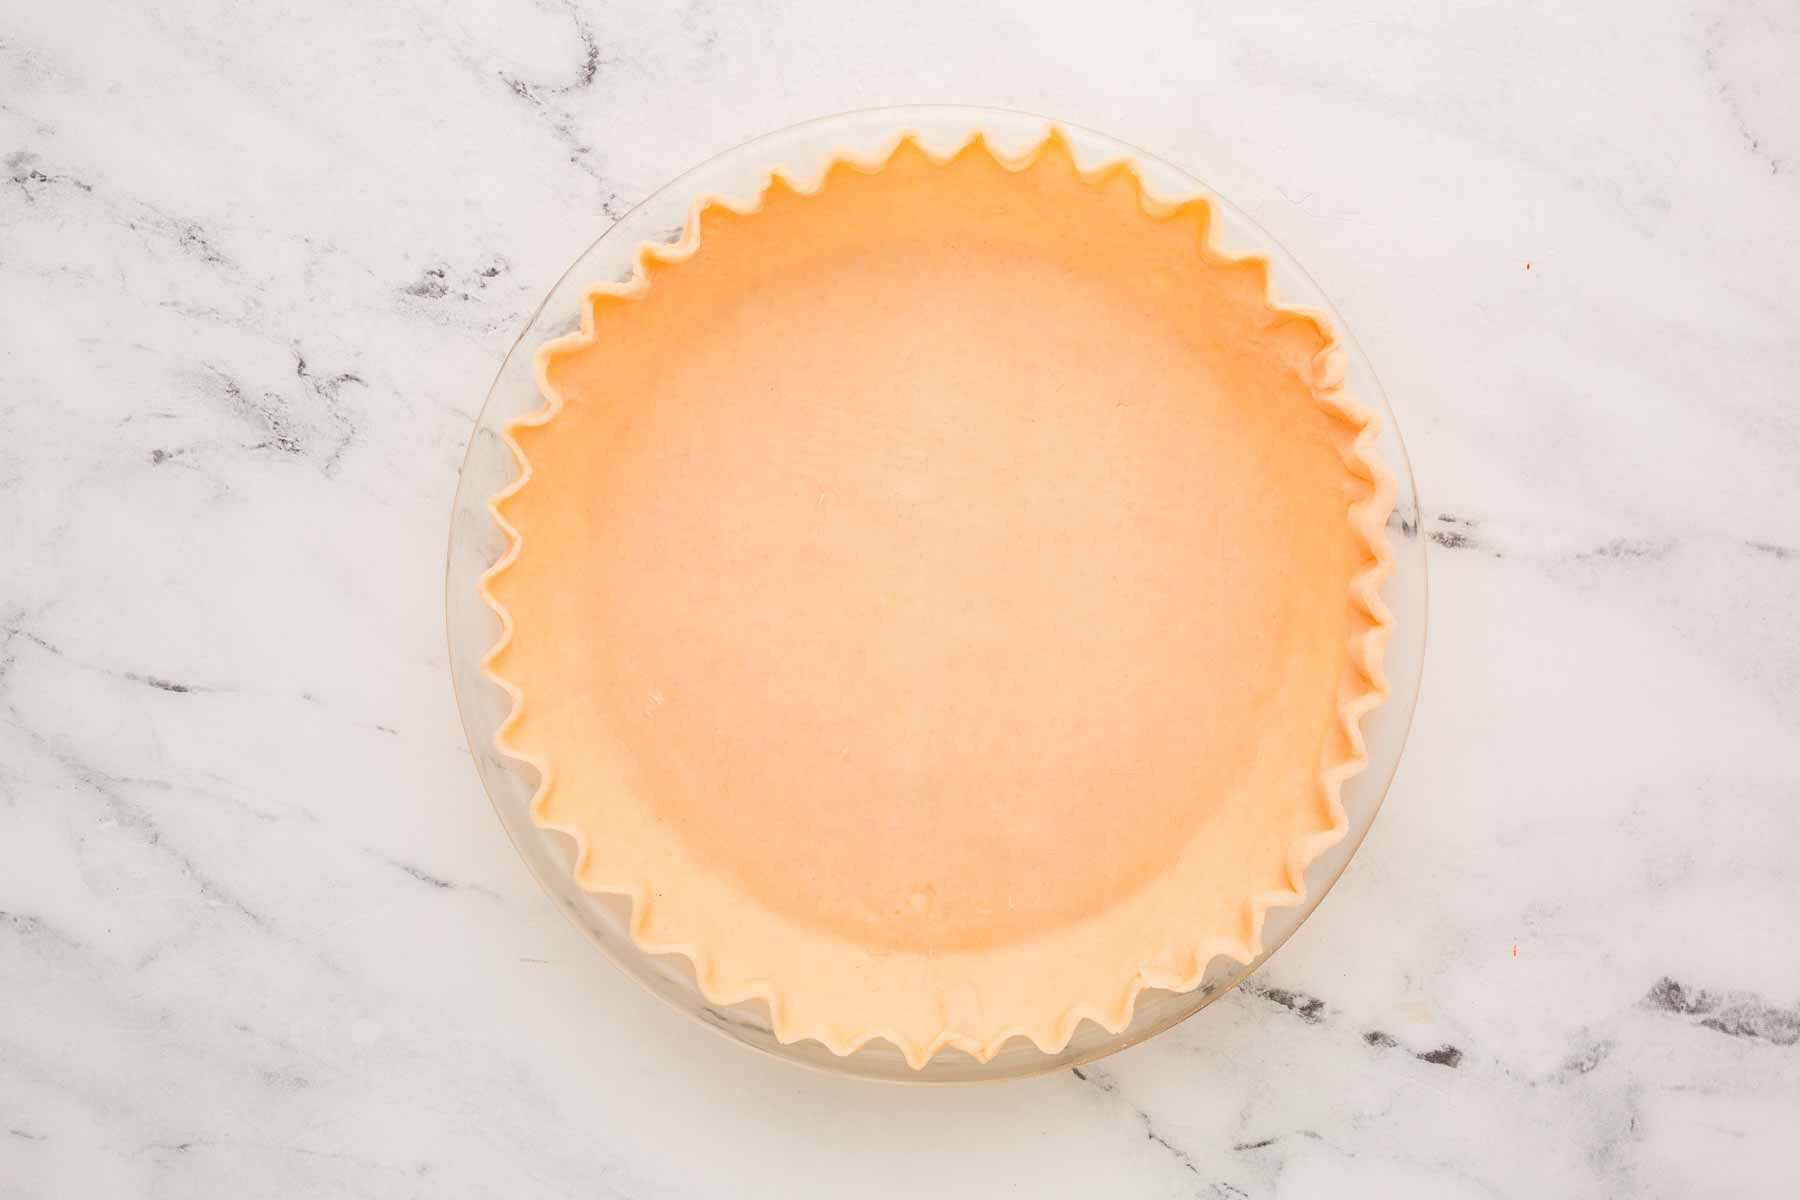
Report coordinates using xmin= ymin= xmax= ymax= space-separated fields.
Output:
xmin=1512 ymin=944 xmax=1519 ymax=958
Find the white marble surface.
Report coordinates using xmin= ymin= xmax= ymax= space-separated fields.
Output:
xmin=3 ymin=0 xmax=1798 ymax=1195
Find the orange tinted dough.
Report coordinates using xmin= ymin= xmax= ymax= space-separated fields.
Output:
xmin=486 ymin=133 xmax=1389 ymax=1062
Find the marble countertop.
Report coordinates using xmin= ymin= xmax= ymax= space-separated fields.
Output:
xmin=4 ymin=1 xmax=1798 ymax=1196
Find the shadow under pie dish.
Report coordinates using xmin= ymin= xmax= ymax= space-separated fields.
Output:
xmin=479 ymin=126 xmax=1395 ymax=1070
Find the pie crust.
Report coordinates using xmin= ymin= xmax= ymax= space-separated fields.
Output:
xmin=482 ymin=129 xmax=1394 ymax=1067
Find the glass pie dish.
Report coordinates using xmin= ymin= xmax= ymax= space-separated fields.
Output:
xmin=445 ymin=105 xmax=1427 ymax=1083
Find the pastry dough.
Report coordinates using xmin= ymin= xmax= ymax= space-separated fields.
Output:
xmin=482 ymin=130 xmax=1393 ymax=1067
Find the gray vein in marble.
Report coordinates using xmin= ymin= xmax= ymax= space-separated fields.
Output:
xmin=1242 ymin=975 xmax=1492 ymax=1078
xmin=2 ymin=696 xmax=276 ymax=935
xmin=1557 ymin=1037 xmax=1614 ymax=1079
xmin=1643 ymin=977 xmax=1800 ymax=1047
xmin=379 ymin=852 xmax=504 ymax=902
xmin=498 ymin=0 xmax=602 ymax=101
xmin=5 ymin=147 xmax=91 ymax=200
xmin=1426 ymin=512 xmax=1501 ymax=556
xmin=1428 ymin=527 xmax=1482 ymax=552
xmin=1701 ymin=14 xmax=1787 ymax=176
xmin=1575 ymin=536 xmax=1678 ymax=564
xmin=1362 ymin=1028 xmax=1466 ymax=1070
xmin=1743 ymin=539 xmax=1796 ymax=560
xmin=194 ymin=356 xmax=361 ymax=477
xmin=400 ymin=256 xmax=513 ymax=306
xmin=481 ymin=0 xmax=620 ymax=209
xmin=404 ymin=265 xmax=454 ymax=300
xmin=393 ymin=861 xmax=457 ymax=890
xmin=114 ymin=193 xmax=237 ymax=273
xmin=5 ymin=129 xmax=241 ymax=302
xmin=3 ymin=623 xmax=228 ymax=698
xmin=1070 ymin=1064 xmax=1228 ymax=1191
xmin=1 ymin=907 xmax=89 ymax=954
xmin=1068 ymin=1065 xmax=1113 ymax=1091
xmin=1416 ymin=1044 xmax=1465 ymax=1069
xmin=131 ymin=1136 xmax=435 ymax=1185
xmin=1421 ymin=510 xmax=1800 ymax=571
xmin=124 ymin=671 xmax=212 ymax=695
xmin=1232 ymin=1129 xmax=1327 ymax=1153
xmin=1240 ymin=979 xmax=1326 ymax=1024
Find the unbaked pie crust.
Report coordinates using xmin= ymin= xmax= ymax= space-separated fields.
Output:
xmin=482 ymin=129 xmax=1394 ymax=1067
